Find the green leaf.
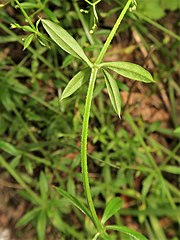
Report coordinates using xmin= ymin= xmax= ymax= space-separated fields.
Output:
xmin=10 ymin=80 xmax=30 ymax=94
xmin=48 ymin=210 xmax=65 ymax=232
xmin=0 ymin=141 xmax=21 ymax=156
xmin=137 ymin=0 xmax=165 ymax=20
xmin=37 ymin=210 xmax=47 ymax=240
xmin=161 ymin=0 xmax=180 ymax=11
xmin=161 ymin=165 xmax=180 ymax=174
xmin=23 ymin=33 xmax=34 ymax=50
xmin=101 ymin=62 xmax=154 ymax=83
xmin=10 ymin=155 xmax=21 ymax=169
xmin=21 ymin=25 xmax=35 ymax=32
xmin=55 ymin=186 xmax=92 ymax=220
xmin=16 ymin=207 xmax=41 ymax=227
xmin=103 ymin=70 xmax=121 ymax=117
xmin=142 ymin=174 xmax=154 ymax=198
xmin=61 ymin=68 xmax=91 ymax=100
xmin=106 ymin=225 xmax=147 ymax=240
xmin=101 ymin=197 xmax=123 ymax=225
xmin=41 ymin=19 xmax=92 ymax=67
xmin=43 ymin=7 xmax=59 ymax=23
xmin=174 ymin=127 xmax=180 ymax=136
xmin=67 ymin=177 xmax=75 ymax=196
xmin=39 ymin=171 xmax=48 ymax=200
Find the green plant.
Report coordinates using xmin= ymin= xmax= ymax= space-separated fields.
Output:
xmin=33 ymin=0 xmax=154 ymax=239
xmin=1 ymin=0 xmax=179 ymax=239
xmin=136 ymin=0 xmax=180 ymax=20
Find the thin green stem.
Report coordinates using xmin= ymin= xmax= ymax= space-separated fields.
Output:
xmin=168 ymin=78 xmax=177 ymax=127
xmin=95 ymin=0 xmax=132 ymax=64
xmin=15 ymin=0 xmax=36 ymax=30
xmin=84 ymin=0 xmax=101 ymax=6
xmin=81 ymin=67 xmax=103 ymax=232
xmin=81 ymin=0 xmax=133 ymax=234
xmin=73 ymin=0 xmax=94 ymax=45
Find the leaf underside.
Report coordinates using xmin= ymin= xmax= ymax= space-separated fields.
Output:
xmin=103 ymin=70 xmax=121 ymax=117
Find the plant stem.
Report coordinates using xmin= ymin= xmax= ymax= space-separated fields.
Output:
xmin=15 ymin=0 xmax=36 ymax=30
xmin=81 ymin=67 xmax=103 ymax=232
xmin=81 ymin=0 xmax=133 ymax=234
xmin=73 ymin=0 xmax=94 ymax=45
xmin=95 ymin=0 xmax=132 ymax=64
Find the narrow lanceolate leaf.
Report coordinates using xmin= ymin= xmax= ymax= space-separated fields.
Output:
xmin=16 ymin=208 xmax=41 ymax=227
xmin=105 ymin=225 xmax=147 ymax=240
xmin=103 ymin=70 xmax=121 ymax=117
xmin=55 ymin=186 xmax=92 ymax=220
xmin=101 ymin=62 xmax=154 ymax=83
xmin=101 ymin=197 xmax=123 ymax=225
xmin=37 ymin=210 xmax=47 ymax=240
xmin=39 ymin=171 xmax=48 ymax=200
xmin=61 ymin=68 xmax=91 ymax=100
xmin=0 ymin=141 xmax=21 ymax=156
xmin=41 ymin=19 xmax=92 ymax=67
xmin=23 ymin=33 xmax=34 ymax=50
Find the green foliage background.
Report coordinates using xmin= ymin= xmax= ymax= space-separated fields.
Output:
xmin=0 ymin=0 xmax=179 ymax=239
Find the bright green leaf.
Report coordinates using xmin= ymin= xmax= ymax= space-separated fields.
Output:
xmin=16 ymin=207 xmax=41 ymax=227
xmin=101 ymin=197 xmax=123 ymax=225
xmin=23 ymin=33 xmax=34 ymax=50
xmin=161 ymin=0 xmax=180 ymax=11
xmin=137 ymin=0 xmax=165 ymax=20
xmin=103 ymin=70 xmax=121 ymax=117
xmin=106 ymin=225 xmax=147 ymax=240
xmin=41 ymin=19 xmax=92 ymax=67
xmin=161 ymin=165 xmax=180 ymax=174
xmin=101 ymin=62 xmax=154 ymax=83
xmin=67 ymin=178 xmax=75 ymax=196
xmin=22 ymin=25 xmax=35 ymax=32
xmin=39 ymin=171 xmax=48 ymax=200
xmin=142 ymin=174 xmax=154 ymax=198
xmin=10 ymin=155 xmax=21 ymax=169
xmin=55 ymin=186 xmax=92 ymax=220
xmin=20 ymin=2 xmax=38 ymax=9
xmin=0 ymin=141 xmax=21 ymax=156
xmin=48 ymin=210 xmax=66 ymax=232
xmin=174 ymin=127 xmax=180 ymax=136
xmin=61 ymin=68 xmax=91 ymax=100
xmin=37 ymin=210 xmax=47 ymax=240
